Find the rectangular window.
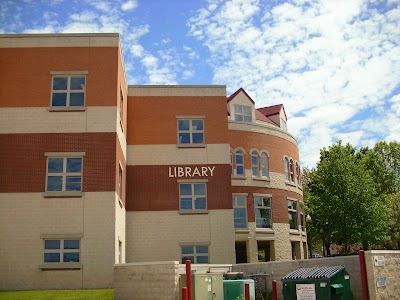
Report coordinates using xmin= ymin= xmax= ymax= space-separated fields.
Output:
xmin=255 ymin=196 xmax=272 ymax=228
xmin=235 ymin=150 xmax=244 ymax=175
xmin=51 ymin=75 xmax=85 ymax=107
xmin=119 ymin=88 xmax=124 ymax=129
xmin=300 ymin=205 xmax=305 ymax=230
xmin=181 ymin=245 xmax=209 ymax=264
xmin=234 ymin=105 xmax=252 ymax=122
xmin=179 ymin=183 xmax=207 ymax=210
xmin=46 ymin=157 xmax=83 ymax=192
xmin=43 ymin=239 xmax=80 ymax=263
xmin=118 ymin=164 xmax=123 ymax=200
xmin=281 ymin=118 xmax=287 ymax=130
xmin=178 ymin=119 xmax=204 ymax=145
xmin=288 ymin=199 xmax=298 ymax=230
xmin=233 ymin=195 xmax=247 ymax=229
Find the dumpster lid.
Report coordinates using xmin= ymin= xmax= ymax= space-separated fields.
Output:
xmin=282 ymin=265 xmax=346 ymax=280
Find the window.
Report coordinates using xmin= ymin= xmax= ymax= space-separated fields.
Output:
xmin=235 ymin=150 xmax=244 ymax=176
xmin=46 ymin=157 xmax=82 ymax=192
xmin=251 ymin=150 xmax=259 ymax=176
xmin=119 ymin=88 xmax=124 ymax=128
xmin=118 ymin=164 xmax=123 ymax=200
xmin=288 ymin=199 xmax=298 ymax=230
xmin=296 ymin=162 xmax=301 ymax=185
xmin=234 ymin=105 xmax=252 ymax=122
xmin=233 ymin=195 xmax=247 ymax=229
xmin=281 ymin=118 xmax=287 ymax=130
xmin=230 ymin=150 xmax=233 ymax=175
xmin=179 ymin=183 xmax=207 ymax=210
xmin=43 ymin=239 xmax=80 ymax=263
xmin=255 ymin=196 xmax=272 ymax=228
xmin=257 ymin=241 xmax=271 ymax=262
xmin=300 ymin=205 xmax=305 ymax=230
xmin=181 ymin=245 xmax=209 ymax=263
xmin=284 ymin=157 xmax=289 ymax=181
xmin=178 ymin=119 xmax=204 ymax=145
xmin=261 ymin=152 xmax=269 ymax=177
xmin=289 ymin=159 xmax=295 ymax=182
xmin=51 ymin=75 xmax=85 ymax=107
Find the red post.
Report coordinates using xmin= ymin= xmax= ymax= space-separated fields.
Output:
xmin=272 ymin=280 xmax=278 ymax=300
xmin=185 ymin=260 xmax=192 ymax=300
xmin=182 ymin=287 xmax=188 ymax=300
xmin=359 ymin=250 xmax=369 ymax=300
xmin=245 ymin=283 xmax=250 ymax=300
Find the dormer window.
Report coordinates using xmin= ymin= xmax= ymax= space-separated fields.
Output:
xmin=281 ymin=118 xmax=287 ymax=130
xmin=234 ymin=105 xmax=252 ymax=122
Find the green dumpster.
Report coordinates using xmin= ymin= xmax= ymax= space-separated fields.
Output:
xmin=282 ymin=265 xmax=352 ymax=300
xmin=223 ymin=279 xmax=255 ymax=300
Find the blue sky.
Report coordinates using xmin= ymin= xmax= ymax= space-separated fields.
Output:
xmin=1 ymin=0 xmax=399 ymax=167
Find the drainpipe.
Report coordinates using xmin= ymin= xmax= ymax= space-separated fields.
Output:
xmin=359 ymin=250 xmax=369 ymax=300
xmin=185 ymin=260 xmax=192 ymax=300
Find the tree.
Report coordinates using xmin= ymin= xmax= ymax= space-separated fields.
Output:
xmin=305 ymin=141 xmax=389 ymax=254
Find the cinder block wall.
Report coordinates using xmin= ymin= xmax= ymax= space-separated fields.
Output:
xmin=365 ymin=250 xmax=400 ymax=300
xmin=114 ymin=261 xmax=180 ymax=300
xmin=232 ymin=256 xmax=361 ymax=299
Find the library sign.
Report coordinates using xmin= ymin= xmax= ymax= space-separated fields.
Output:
xmin=168 ymin=166 xmax=216 ymax=178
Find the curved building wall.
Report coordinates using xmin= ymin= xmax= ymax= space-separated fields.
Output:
xmin=228 ymin=120 xmax=305 ymax=263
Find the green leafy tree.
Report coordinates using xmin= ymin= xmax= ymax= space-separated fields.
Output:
xmin=306 ymin=141 xmax=389 ymax=253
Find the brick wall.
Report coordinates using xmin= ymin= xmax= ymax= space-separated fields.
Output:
xmin=0 ymin=133 xmax=117 ymax=193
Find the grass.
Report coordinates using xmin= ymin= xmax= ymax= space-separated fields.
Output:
xmin=0 ymin=289 xmax=113 ymax=300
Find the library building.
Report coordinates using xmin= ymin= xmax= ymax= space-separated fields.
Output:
xmin=0 ymin=33 xmax=305 ymax=290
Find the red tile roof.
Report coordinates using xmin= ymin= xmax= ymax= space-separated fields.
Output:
xmin=257 ymin=104 xmax=284 ymax=117
xmin=255 ymin=110 xmax=277 ymax=126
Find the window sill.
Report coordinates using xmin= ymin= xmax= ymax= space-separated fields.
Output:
xmin=256 ymin=228 xmax=274 ymax=233
xmin=231 ymin=175 xmax=246 ymax=180
xmin=235 ymin=229 xmax=250 ymax=233
xmin=290 ymin=229 xmax=300 ymax=234
xmin=47 ymin=106 xmax=86 ymax=112
xmin=252 ymin=176 xmax=270 ymax=182
xmin=178 ymin=209 xmax=208 ymax=215
xmin=43 ymin=191 xmax=84 ymax=198
xmin=285 ymin=181 xmax=296 ymax=187
xmin=40 ymin=263 xmax=82 ymax=270
xmin=177 ymin=144 xmax=206 ymax=148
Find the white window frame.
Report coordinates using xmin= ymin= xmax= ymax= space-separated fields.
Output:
xmin=261 ymin=152 xmax=269 ymax=177
xmin=118 ymin=162 xmax=123 ymax=200
xmin=177 ymin=117 xmax=205 ymax=146
xmin=281 ymin=118 xmax=287 ymax=130
xmin=254 ymin=195 xmax=272 ymax=229
xmin=235 ymin=149 xmax=245 ymax=176
xmin=234 ymin=105 xmax=252 ymax=122
xmin=288 ymin=199 xmax=298 ymax=230
xmin=289 ymin=159 xmax=295 ymax=183
xmin=181 ymin=245 xmax=209 ymax=264
xmin=233 ymin=194 xmax=247 ymax=229
xmin=251 ymin=150 xmax=259 ymax=176
xmin=50 ymin=72 xmax=87 ymax=108
xmin=179 ymin=181 xmax=207 ymax=211
xmin=284 ymin=157 xmax=290 ymax=181
xmin=300 ymin=204 xmax=305 ymax=231
xmin=119 ymin=87 xmax=124 ymax=130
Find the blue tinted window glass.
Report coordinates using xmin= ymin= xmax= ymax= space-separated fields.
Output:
xmin=263 ymin=197 xmax=271 ymax=207
xmin=47 ymin=176 xmax=63 ymax=191
xmin=180 ymin=198 xmax=192 ymax=210
xmin=236 ymin=152 xmax=243 ymax=164
xmin=255 ymin=197 xmax=262 ymax=207
xmin=53 ymin=77 xmax=67 ymax=90
xmin=192 ymin=120 xmax=203 ymax=130
xmin=48 ymin=158 xmax=63 ymax=173
xmin=236 ymin=166 xmax=244 ymax=175
xmin=193 ymin=184 xmax=205 ymax=195
xmin=251 ymin=154 xmax=258 ymax=165
xmin=236 ymin=196 xmax=246 ymax=206
xmin=52 ymin=93 xmax=67 ymax=106
xmin=64 ymin=240 xmax=79 ymax=249
xmin=196 ymin=246 xmax=208 ymax=254
xmin=179 ymin=133 xmax=190 ymax=144
xmin=70 ymin=93 xmax=84 ymax=106
xmin=44 ymin=253 xmax=60 ymax=263
xmin=182 ymin=246 xmax=194 ymax=254
xmin=70 ymin=77 xmax=85 ymax=90
xmin=66 ymin=176 xmax=81 ymax=191
xmin=197 ymin=256 xmax=209 ymax=263
xmin=234 ymin=207 xmax=246 ymax=228
xmin=194 ymin=197 xmax=206 ymax=209
xmin=66 ymin=158 xmax=82 ymax=172
xmin=180 ymin=184 xmax=192 ymax=195
xmin=178 ymin=120 xmax=190 ymax=130
xmin=45 ymin=240 xmax=60 ymax=249
xmin=63 ymin=252 xmax=79 ymax=263
xmin=192 ymin=133 xmax=204 ymax=144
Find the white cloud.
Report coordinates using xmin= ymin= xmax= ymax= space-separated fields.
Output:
xmin=121 ymin=0 xmax=138 ymax=11
xmin=188 ymin=0 xmax=400 ymax=167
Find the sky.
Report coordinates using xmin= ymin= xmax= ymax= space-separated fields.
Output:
xmin=1 ymin=0 xmax=399 ymax=168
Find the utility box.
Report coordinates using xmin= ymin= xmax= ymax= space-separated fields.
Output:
xmin=223 ymin=279 xmax=255 ymax=300
xmin=179 ymin=274 xmax=223 ymax=300
xmin=282 ymin=265 xmax=352 ymax=300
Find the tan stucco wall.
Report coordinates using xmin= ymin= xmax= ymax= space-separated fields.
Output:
xmin=115 ymin=195 xmax=126 ymax=264
xmin=126 ymin=210 xmax=235 ymax=264
xmin=0 ymin=192 xmax=117 ymax=290
xmin=365 ymin=250 xmax=400 ymax=300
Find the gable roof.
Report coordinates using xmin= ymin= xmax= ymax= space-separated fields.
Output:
xmin=257 ymin=104 xmax=287 ymax=120
xmin=255 ymin=110 xmax=278 ymax=126
xmin=226 ymin=87 xmax=255 ymax=105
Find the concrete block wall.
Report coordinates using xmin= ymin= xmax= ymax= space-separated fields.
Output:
xmin=365 ymin=250 xmax=400 ymax=300
xmin=114 ymin=261 xmax=180 ymax=300
xmin=232 ymin=255 xmax=361 ymax=299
